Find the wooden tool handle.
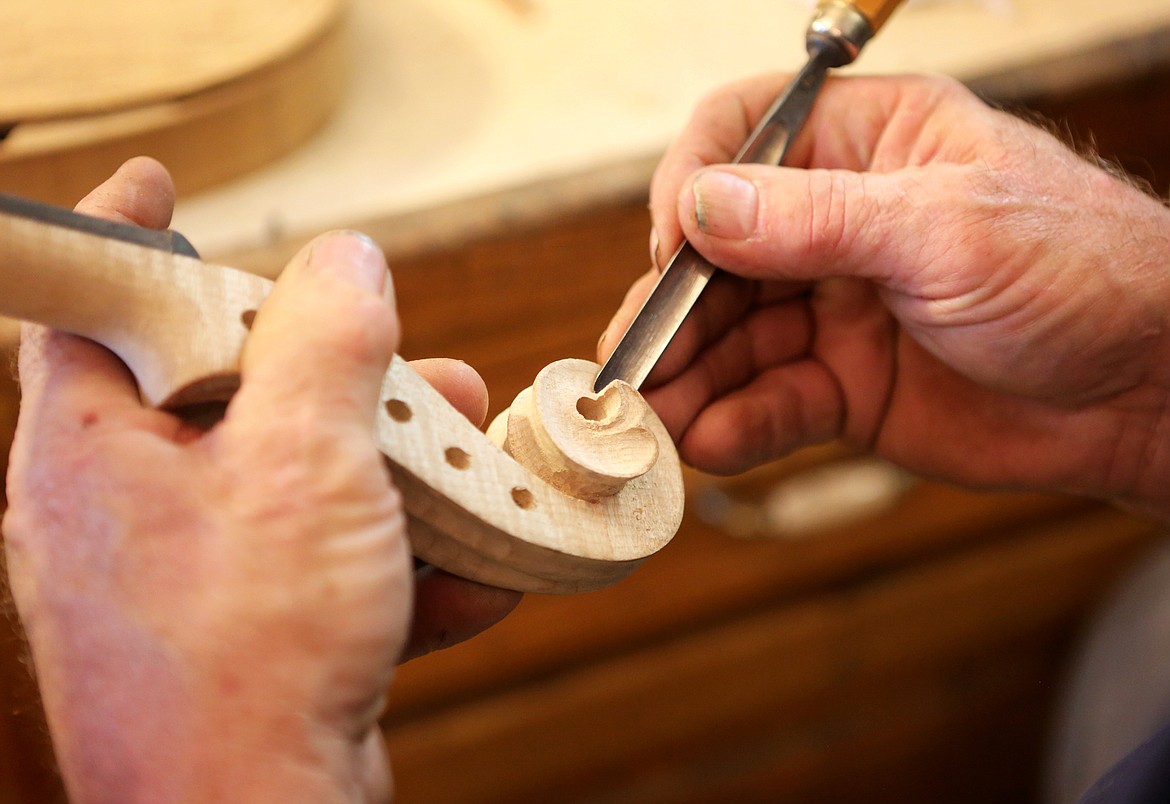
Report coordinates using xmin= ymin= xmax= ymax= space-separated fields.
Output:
xmin=0 ymin=211 xmax=684 ymax=593
xmin=847 ymin=0 xmax=905 ymax=33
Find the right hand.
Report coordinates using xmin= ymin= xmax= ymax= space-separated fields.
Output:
xmin=599 ymin=74 xmax=1170 ymax=517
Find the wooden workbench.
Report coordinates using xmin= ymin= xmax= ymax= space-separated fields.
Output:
xmin=171 ymin=0 xmax=1170 ymax=258
xmin=3 ymin=1 xmax=1170 ymax=801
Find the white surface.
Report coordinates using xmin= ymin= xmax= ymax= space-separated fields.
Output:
xmin=172 ymin=0 xmax=1170 ymax=256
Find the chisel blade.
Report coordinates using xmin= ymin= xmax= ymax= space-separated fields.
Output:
xmin=0 ymin=192 xmax=199 ymax=258
xmin=593 ymin=48 xmax=832 ymax=393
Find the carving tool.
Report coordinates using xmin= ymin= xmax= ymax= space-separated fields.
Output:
xmin=0 ymin=191 xmax=200 ymax=257
xmin=594 ymin=0 xmax=906 ymax=393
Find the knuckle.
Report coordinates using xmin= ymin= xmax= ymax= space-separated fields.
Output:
xmin=802 ymin=169 xmax=861 ymax=260
xmin=900 ymin=73 xmax=969 ymax=109
xmin=319 ymin=290 xmax=399 ymax=368
xmin=917 ymin=73 xmax=965 ymax=97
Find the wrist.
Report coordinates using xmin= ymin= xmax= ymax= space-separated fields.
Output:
xmin=1113 ymin=404 xmax=1170 ymax=522
xmin=52 ymin=694 xmax=378 ymax=803
xmin=28 ymin=620 xmax=382 ymax=803
xmin=1079 ymin=191 xmax=1170 ymax=519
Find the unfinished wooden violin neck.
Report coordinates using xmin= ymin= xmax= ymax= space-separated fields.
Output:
xmin=0 ymin=205 xmax=685 ymax=594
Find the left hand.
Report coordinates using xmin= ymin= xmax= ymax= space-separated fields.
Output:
xmin=2 ymin=158 xmax=519 ymax=801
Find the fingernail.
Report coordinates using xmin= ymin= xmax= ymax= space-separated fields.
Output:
xmin=308 ymin=231 xmax=387 ymax=294
xmin=598 ymin=325 xmax=611 ymax=355
xmin=649 ymin=228 xmax=661 ymax=268
xmin=692 ymin=170 xmax=758 ymax=239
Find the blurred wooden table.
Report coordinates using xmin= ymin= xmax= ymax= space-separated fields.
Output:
xmin=4 ymin=2 xmax=1170 ymax=801
xmin=170 ymin=0 xmax=1170 ymax=257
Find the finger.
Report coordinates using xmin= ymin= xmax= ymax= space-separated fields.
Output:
xmin=784 ymin=74 xmax=1003 ymax=173
xmin=643 ymin=296 xmax=815 ymax=439
xmin=14 ymin=159 xmax=181 ymax=443
xmin=75 ymin=155 xmax=176 ymax=230
xmin=236 ymin=232 xmax=398 ymax=433
xmin=640 ymin=272 xmax=796 ymax=390
xmin=597 ymin=268 xmax=659 ymax=362
xmin=675 ymin=162 xmax=975 ymax=291
xmin=649 ymin=73 xmax=914 ymax=267
xmin=14 ymin=327 xmax=180 ymax=443
xmin=673 ymin=359 xmax=844 ymax=474
xmin=597 ymin=266 xmax=807 ymax=389
xmin=400 ymin=566 xmax=522 ymax=662
xmin=649 ymin=73 xmax=798 ymax=265
xmin=408 ymin=358 xmax=489 ymax=428
xmin=648 ymin=74 xmax=983 ymax=274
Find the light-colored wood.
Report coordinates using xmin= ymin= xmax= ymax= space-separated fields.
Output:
xmin=384 ymin=507 xmax=1158 ymax=802
xmin=172 ymin=0 xmax=1170 ymax=257
xmin=488 ymin=360 xmax=659 ymax=502
xmin=844 ymin=0 xmax=904 ymax=33
xmin=0 ymin=0 xmax=343 ymax=123
xmin=0 ymin=212 xmax=267 ymax=407
xmin=0 ymin=15 xmax=348 ymax=206
xmin=0 ymin=208 xmax=684 ymax=593
xmin=385 ymin=357 xmax=681 ymax=592
xmin=2 ymin=104 xmax=1166 ymax=799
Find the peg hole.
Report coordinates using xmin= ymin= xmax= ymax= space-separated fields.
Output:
xmin=241 ymin=309 xmax=257 ymax=330
xmin=385 ymin=399 xmax=412 ymax=422
xmin=576 ymin=390 xmax=619 ymax=424
xmin=445 ymin=447 xmax=471 ymax=470
xmin=511 ymin=487 xmax=535 ymax=509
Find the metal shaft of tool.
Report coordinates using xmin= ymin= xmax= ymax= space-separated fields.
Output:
xmin=0 ymin=192 xmax=200 ymax=258
xmin=593 ymin=0 xmax=892 ymax=393
xmin=592 ymin=49 xmax=832 ymax=393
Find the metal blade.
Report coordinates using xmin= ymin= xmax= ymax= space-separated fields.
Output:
xmin=594 ymin=49 xmax=831 ymax=393
xmin=0 ymin=192 xmax=200 ymax=258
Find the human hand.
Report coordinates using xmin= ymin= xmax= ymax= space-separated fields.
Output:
xmin=2 ymin=158 xmax=518 ymax=802
xmin=600 ymin=73 xmax=1170 ymax=517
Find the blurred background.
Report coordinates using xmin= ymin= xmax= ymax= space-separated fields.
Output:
xmin=3 ymin=0 xmax=1170 ymax=801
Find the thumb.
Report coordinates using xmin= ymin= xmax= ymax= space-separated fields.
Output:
xmin=678 ymin=164 xmax=944 ymax=289
xmin=235 ymin=231 xmax=399 ymax=430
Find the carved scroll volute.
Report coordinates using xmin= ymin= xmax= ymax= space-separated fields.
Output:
xmin=381 ymin=357 xmax=684 ymax=594
xmin=488 ymin=359 xmax=660 ymax=502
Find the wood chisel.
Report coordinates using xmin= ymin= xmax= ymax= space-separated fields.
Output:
xmin=594 ymin=0 xmax=907 ymax=394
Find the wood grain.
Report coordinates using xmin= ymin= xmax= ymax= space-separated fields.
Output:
xmin=339 ymin=185 xmax=1160 ymax=803
xmin=3 ymin=61 xmax=1169 ymax=804
xmin=0 ymin=11 xmax=348 ymax=206
xmin=0 ymin=0 xmax=344 ymax=123
xmin=847 ymin=0 xmax=905 ymax=33
xmin=0 ymin=205 xmax=684 ymax=593
xmin=379 ymin=355 xmax=683 ymax=592
xmin=0 ymin=211 xmax=268 ymax=407
xmin=384 ymin=508 xmax=1157 ymax=802
xmin=167 ymin=0 xmax=1170 ymax=257
xmin=489 ymin=359 xmax=662 ymax=502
